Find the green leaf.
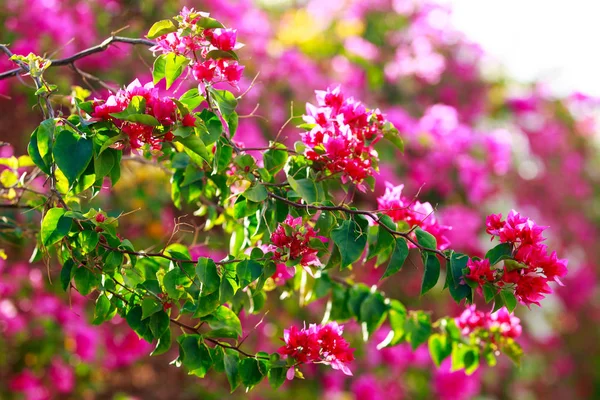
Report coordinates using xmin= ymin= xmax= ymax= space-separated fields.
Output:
xmin=36 ymin=118 xmax=56 ymax=160
xmin=74 ymin=267 xmax=99 ymax=296
xmin=499 ymin=337 xmax=523 ymax=366
xmin=382 ymin=121 xmax=404 ymax=152
xmin=147 ymin=19 xmax=178 ymax=39
xmin=219 ymin=276 xmax=236 ymax=304
xmin=381 ymin=237 xmax=409 ymax=279
xmin=41 ymin=208 xmax=73 ymax=247
xmin=369 ymin=215 xmax=395 ymax=261
xmin=447 ymin=252 xmax=472 ymax=303
xmin=405 ymin=311 xmax=432 ymax=350
xmin=451 ymin=343 xmax=480 ymax=375
xmin=287 ymin=176 xmax=317 ymax=204
xmin=197 ymin=16 xmax=225 ymax=29
xmin=104 ymin=251 xmax=124 ymax=274
xmin=53 ymin=130 xmax=93 ymax=186
xmin=347 ymin=284 xmax=370 ymax=318
xmin=421 ymin=255 xmax=441 ymax=295
xmin=206 ymin=49 xmax=239 ymax=61
xmin=60 ymin=259 xmax=75 ymax=291
xmin=141 ymin=297 xmax=163 ymax=319
xmin=99 ymin=133 xmax=127 ymax=155
xmin=359 ymin=292 xmax=389 ymax=340
xmin=329 ymin=283 xmax=352 ymax=321
xmin=239 ymin=358 xmax=264 ymax=389
xmin=500 ymin=289 xmax=518 ymax=312
xmin=179 ymin=88 xmax=205 ymax=111
xmin=263 ymin=144 xmax=288 ymax=174
xmin=28 ymin=129 xmax=50 ymax=174
xmin=165 ymin=53 xmax=189 ymax=89
xmin=387 ymin=299 xmax=407 ymax=346
xmin=94 ymin=148 xmax=116 ymax=179
xmin=236 ymin=260 xmax=262 ymax=288
xmin=177 ymin=335 xmax=213 ymax=377
xmin=149 ymin=310 xmax=170 ymax=338
xmin=415 ymin=228 xmax=437 ymax=250
xmin=228 ymin=112 xmax=239 ymax=137
xmin=163 ymin=268 xmax=191 ymax=300
xmin=268 ymin=367 xmax=286 ymax=389
xmin=92 ymin=294 xmax=112 ymax=325
xmin=428 ymin=333 xmax=452 ymax=367
xmin=151 ymin=328 xmax=172 ymax=356
xmin=485 ymin=242 xmax=513 ymax=266
xmin=463 ymin=347 xmax=479 ymax=375
xmin=196 ymin=110 xmax=221 ymax=144
xmin=224 ymin=351 xmax=241 ymax=392
xmin=126 ymin=305 xmax=153 ymax=342
xmin=483 ymin=283 xmax=497 ymax=303
xmin=193 ymin=290 xmax=221 ymax=318
xmin=202 ymin=305 xmax=243 ymax=338
xmin=152 ymin=54 xmax=167 ymax=84
xmin=110 ymin=98 xmax=160 ymax=125
xmin=243 ymin=184 xmax=268 ymax=202
xmin=331 ymin=219 xmax=367 ymax=269
xmin=176 ymin=135 xmax=211 ymax=163
xmin=209 ymin=88 xmax=237 ymax=120
xmin=210 ymin=346 xmax=225 ymax=372
xmin=196 ymin=258 xmax=220 ymax=295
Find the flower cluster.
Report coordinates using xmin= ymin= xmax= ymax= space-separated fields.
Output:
xmin=91 ymin=79 xmax=196 ymax=150
xmin=279 ymin=322 xmax=355 ymax=376
xmin=269 ymin=215 xmax=326 ymax=273
xmin=377 ymin=182 xmax=451 ymax=249
xmin=455 ymin=305 xmax=522 ymax=339
xmin=149 ymin=7 xmax=244 ymax=88
xmin=300 ymin=86 xmax=387 ymax=190
xmin=467 ymin=210 xmax=569 ymax=307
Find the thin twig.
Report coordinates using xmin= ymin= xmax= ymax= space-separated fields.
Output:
xmin=0 ymin=36 xmax=155 ymax=80
xmin=267 ymin=192 xmax=448 ymax=260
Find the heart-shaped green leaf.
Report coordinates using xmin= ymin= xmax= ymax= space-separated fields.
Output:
xmin=53 ymin=130 xmax=93 ymax=186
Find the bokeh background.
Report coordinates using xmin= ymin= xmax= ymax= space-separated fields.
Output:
xmin=1 ymin=0 xmax=599 ymax=399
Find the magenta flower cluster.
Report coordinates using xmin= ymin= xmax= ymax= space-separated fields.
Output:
xmin=377 ymin=182 xmax=451 ymax=249
xmin=465 ymin=210 xmax=568 ymax=307
xmin=150 ymin=7 xmax=244 ymax=89
xmin=269 ymin=215 xmax=326 ymax=274
xmin=278 ymin=322 xmax=355 ymax=377
xmin=91 ymin=79 xmax=196 ymax=150
xmin=301 ymin=86 xmax=386 ymax=190
xmin=456 ymin=305 xmax=522 ymax=339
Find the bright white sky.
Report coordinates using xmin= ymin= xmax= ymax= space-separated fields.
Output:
xmin=442 ymin=0 xmax=600 ymax=96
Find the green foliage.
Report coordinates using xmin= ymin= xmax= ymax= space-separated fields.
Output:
xmin=147 ymin=19 xmax=178 ymax=39
xmin=485 ymin=242 xmax=514 ymax=265
xmin=165 ymin=53 xmax=190 ymax=89
xmin=9 ymin=12 xmax=533 ymax=392
xmin=331 ymin=219 xmax=368 ymax=269
xmin=263 ymin=144 xmax=288 ymax=174
xmin=41 ymin=208 xmax=73 ymax=247
xmin=177 ymin=335 xmax=213 ymax=378
xmin=201 ymin=306 xmax=243 ymax=338
xmin=208 ymin=88 xmax=238 ymax=121
xmin=239 ymin=358 xmax=265 ymax=389
xmin=53 ymin=129 xmax=93 ymax=186
xmin=196 ymin=258 xmax=220 ymax=295
xmin=421 ymin=255 xmax=441 ymax=295
xmin=447 ymin=252 xmax=473 ymax=303
xmin=381 ymin=237 xmax=408 ymax=279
